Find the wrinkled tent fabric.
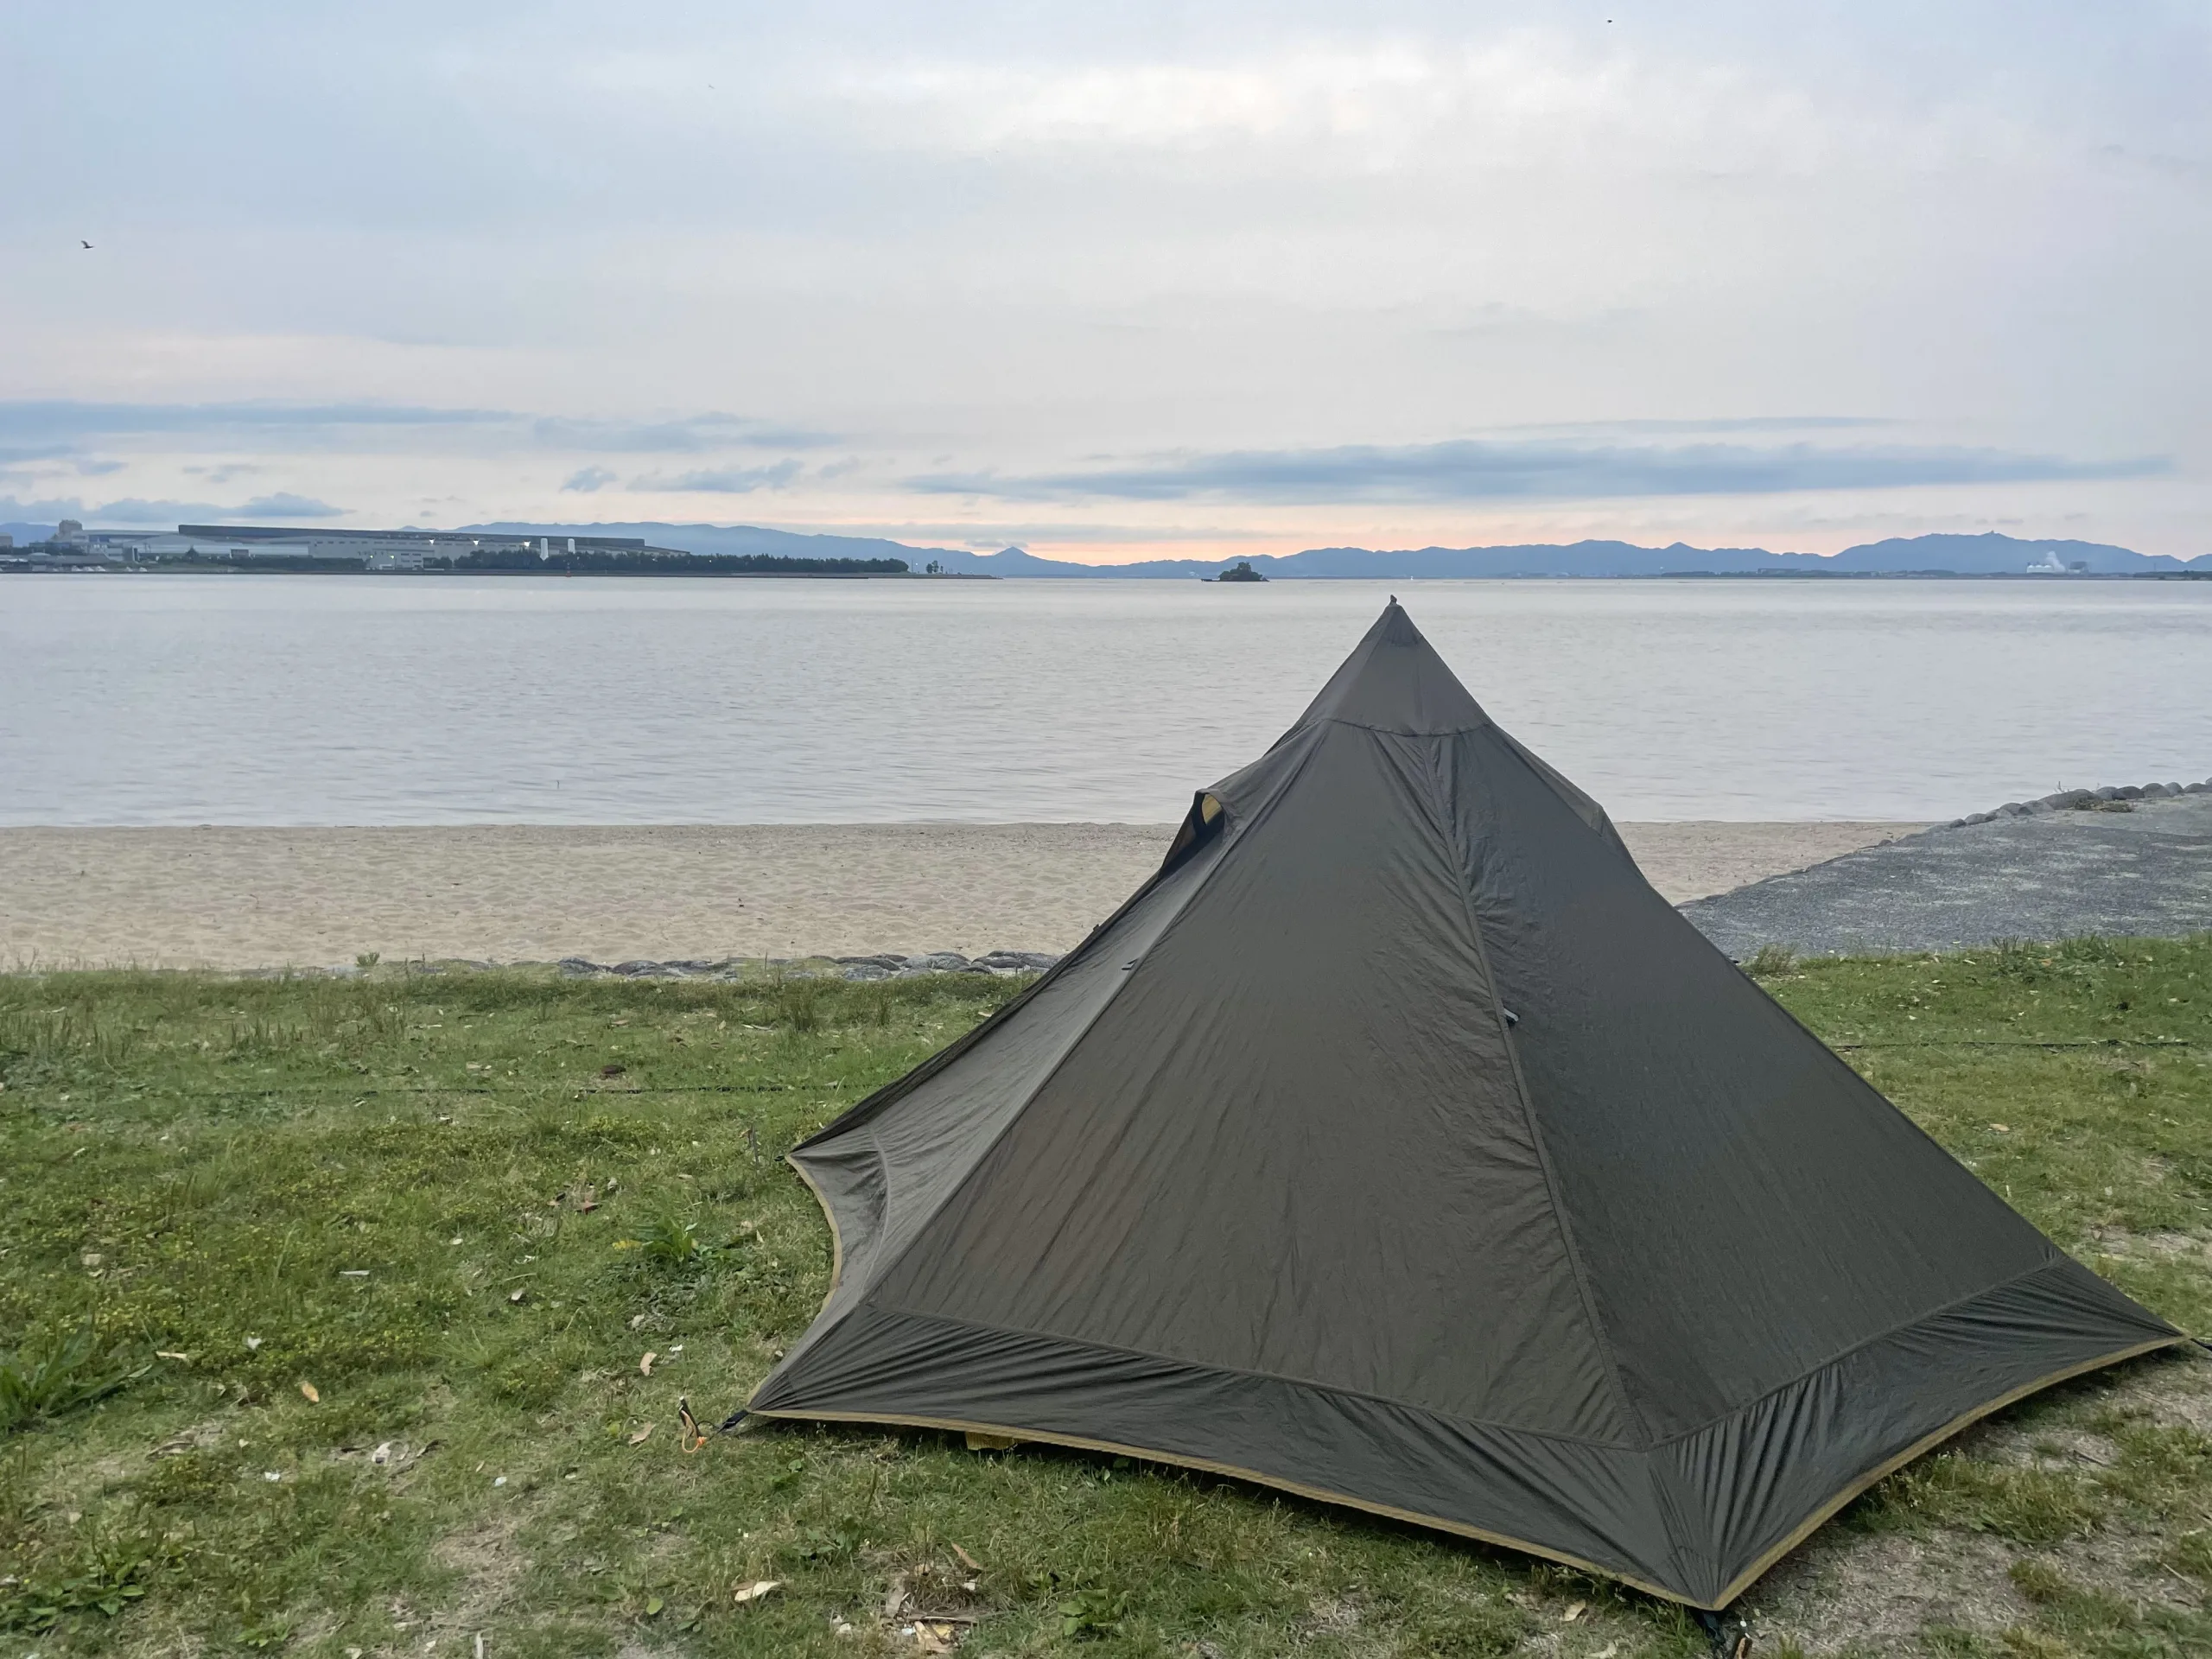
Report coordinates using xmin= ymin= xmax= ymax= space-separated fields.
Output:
xmin=747 ymin=601 xmax=2178 ymax=1608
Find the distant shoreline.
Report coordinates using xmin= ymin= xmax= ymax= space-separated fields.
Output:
xmin=6 ymin=525 xmax=2205 ymax=578
xmin=6 ymin=565 xmax=2204 ymax=582
xmin=0 ymin=565 xmax=1001 ymax=580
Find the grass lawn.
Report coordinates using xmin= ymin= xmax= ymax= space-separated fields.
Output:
xmin=1 ymin=941 xmax=2208 ymax=1657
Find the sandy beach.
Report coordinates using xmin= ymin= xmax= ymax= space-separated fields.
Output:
xmin=0 ymin=822 xmax=1925 ymax=970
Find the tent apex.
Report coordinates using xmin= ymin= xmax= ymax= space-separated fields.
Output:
xmin=1290 ymin=601 xmax=1489 ymax=734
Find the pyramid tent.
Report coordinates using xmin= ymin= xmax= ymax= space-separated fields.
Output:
xmin=747 ymin=601 xmax=2178 ymax=1607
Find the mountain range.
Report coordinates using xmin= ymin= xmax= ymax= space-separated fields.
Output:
xmin=10 ymin=518 xmax=2206 ymax=576
xmin=454 ymin=524 xmax=2208 ymax=577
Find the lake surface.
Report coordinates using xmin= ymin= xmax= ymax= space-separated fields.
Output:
xmin=3 ymin=575 xmax=2209 ymax=825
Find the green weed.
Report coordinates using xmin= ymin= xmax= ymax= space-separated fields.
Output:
xmin=1058 ymin=1583 xmax=1133 ymax=1637
xmin=1744 ymin=943 xmax=1797 ymax=979
xmin=639 ymin=1207 xmax=702 ymax=1266
xmin=0 ymin=1321 xmax=148 ymax=1433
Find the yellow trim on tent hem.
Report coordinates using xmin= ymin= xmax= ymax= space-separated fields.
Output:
xmin=737 ymin=1403 xmax=1690 ymax=1605
xmin=747 ymin=1152 xmax=849 ymax=1404
xmin=788 ymin=1153 xmax=845 ymax=1299
xmin=745 ymin=1336 xmax=2183 ymax=1611
xmin=1707 ymin=1331 xmax=2184 ymax=1609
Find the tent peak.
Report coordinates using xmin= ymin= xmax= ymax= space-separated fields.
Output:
xmin=1291 ymin=601 xmax=1489 ymax=734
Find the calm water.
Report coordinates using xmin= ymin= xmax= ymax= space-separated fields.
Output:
xmin=3 ymin=575 xmax=2209 ymax=825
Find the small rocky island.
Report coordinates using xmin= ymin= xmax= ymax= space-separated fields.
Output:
xmin=1211 ymin=560 xmax=1267 ymax=582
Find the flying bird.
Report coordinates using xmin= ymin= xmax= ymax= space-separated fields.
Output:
xmin=80 ymin=239 xmax=92 ymax=249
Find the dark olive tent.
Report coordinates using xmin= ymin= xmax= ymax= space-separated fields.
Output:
xmin=747 ymin=601 xmax=2178 ymax=1608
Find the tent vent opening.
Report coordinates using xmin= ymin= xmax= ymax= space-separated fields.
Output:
xmin=1160 ymin=791 xmax=1228 ymax=873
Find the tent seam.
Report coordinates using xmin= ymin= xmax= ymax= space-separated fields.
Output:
xmin=1649 ymin=1254 xmax=2178 ymax=1449
xmin=859 ymin=1301 xmax=1654 ymax=1454
xmin=1313 ymin=715 xmax=1492 ymax=739
xmin=1421 ymin=728 xmax=1659 ymax=1455
xmin=1425 ymin=725 xmax=1691 ymax=1590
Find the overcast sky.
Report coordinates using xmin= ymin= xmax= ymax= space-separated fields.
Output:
xmin=3 ymin=1 xmax=2206 ymax=559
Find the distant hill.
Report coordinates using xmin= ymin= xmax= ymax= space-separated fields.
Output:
xmin=1821 ymin=534 xmax=2186 ymax=575
xmin=912 ymin=531 xmax=2208 ymax=578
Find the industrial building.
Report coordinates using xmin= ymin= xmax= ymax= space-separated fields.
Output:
xmin=4 ymin=524 xmax=687 ymax=569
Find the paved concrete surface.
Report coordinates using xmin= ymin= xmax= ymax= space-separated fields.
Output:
xmin=1683 ymin=792 xmax=2212 ymax=958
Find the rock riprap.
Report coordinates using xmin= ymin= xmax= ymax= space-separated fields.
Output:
xmin=553 ymin=950 xmax=1060 ymax=982
xmin=1686 ymin=780 xmax=2212 ymax=957
xmin=1948 ymin=778 xmax=2210 ymax=827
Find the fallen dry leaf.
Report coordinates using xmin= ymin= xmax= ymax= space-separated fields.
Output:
xmin=156 ymin=1351 xmax=190 ymax=1363
xmin=1562 ymin=1599 xmax=1586 ymax=1622
xmin=950 ymin=1542 xmax=982 ymax=1573
xmin=963 ymin=1430 xmax=1018 ymax=1452
xmin=299 ymin=1382 xmax=321 ymax=1403
xmin=629 ymin=1425 xmax=655 ymax=1446
xmin=733 ymin=1579 xmax=782 ymax=1605
xmin=1595 ymin=1645 xmax=1619 ymax=1659
xmin=1990 ymin=1122 xmax=2012 ymax=1133
xmin=508 ymin=1288 xmax=526 ymax=1304
xmin=639 ymin=1351 xmax=657 ymax=1376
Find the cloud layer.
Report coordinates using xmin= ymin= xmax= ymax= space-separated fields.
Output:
xmin=0 ymin=4 xmax=2204 ymax=557
xmin=1 ymin=491 xmax=343 ymax=526
xmin=912 ymin=439 xmax=2166 ymax=505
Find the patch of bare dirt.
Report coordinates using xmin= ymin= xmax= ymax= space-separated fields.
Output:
xmin=2079 ymin=1226 xmax=2212 ymax=1265
xmin=2053 ymin=1343 xmax=2212 ymax=1433
xmin=424 ymin=1509 xmax=531 ymax=1647
xmin=1747 ymin=1529 xmax=2030 ymax=1655
xmin=1299 ymin=1593 xmax=1363 ymax=1637
xmin=2124 ymin=1353 xmax=2212 ymax=1435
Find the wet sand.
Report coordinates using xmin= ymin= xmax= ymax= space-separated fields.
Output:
xmin=0 ymin=822 xmax=1926 ymax=970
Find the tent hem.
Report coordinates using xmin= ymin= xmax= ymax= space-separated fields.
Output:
xmin=1707 ymin=1332 xmax=2183 ymax=1608
xmin=738 ymin=1402 xmax=1694 ymax=1606
xmin=754 ymin=1293 xmax=2180 ymax=1604
xmin=863 ymin=1302 xmax=1654 ymax=1453
xmin=1656 ymin=1257 xmax=2179 ymax=1448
